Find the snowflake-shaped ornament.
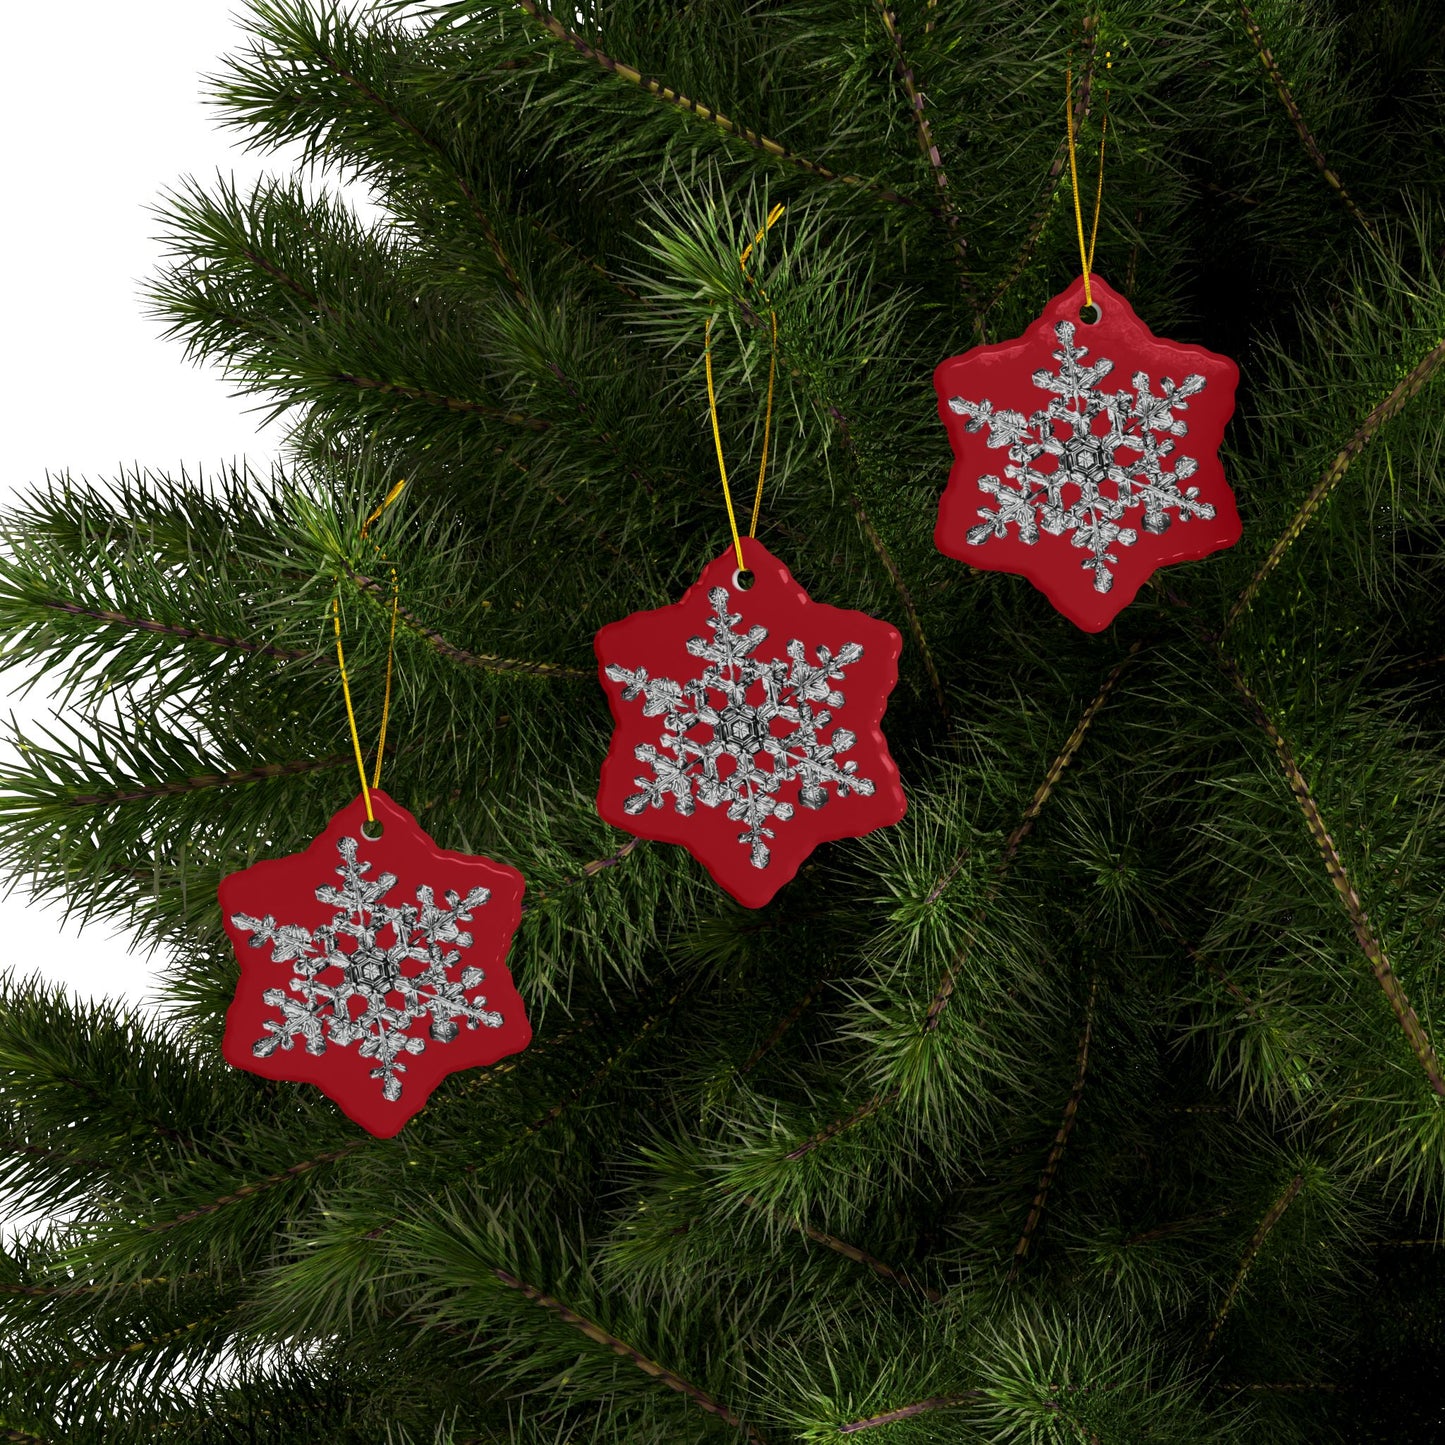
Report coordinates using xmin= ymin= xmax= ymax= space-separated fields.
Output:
xmin=934 ymin=274 xmax=1240 ymax=631
xmin=595 ymin=542 xmax=907 ymax=908
xmin=219 ymin=791 xmax=529 ymax=1137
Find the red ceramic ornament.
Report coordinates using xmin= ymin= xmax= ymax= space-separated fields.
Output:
xmin=934 ymin=274 xmax=1240 ymax=631
xmin=219 ymin=790 xmax=529 ymax=1137
xmin=595 ymin=542 xmax=906 ymax=908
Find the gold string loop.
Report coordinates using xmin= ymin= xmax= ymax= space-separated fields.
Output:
xmin=1065 ymin=61 xmax=1109 ymax=311
xmin=705 ymin=205 xmax=785 ymax=573
xmin=334 ymin=479 xmax=408 ymax=821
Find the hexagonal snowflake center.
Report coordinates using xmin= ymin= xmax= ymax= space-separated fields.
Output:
xmin=949 ymin=319 xmax=1217 ymax=594
xmin=229 ymin=834 xmax=504 ymax=1103
xmin=1060 ymin=426 xmax=1109 ymax=484
xmin=346 ymin=951 xmax=399 ymax=995
xmin=717 ymin=702 xmax=772 ymax=757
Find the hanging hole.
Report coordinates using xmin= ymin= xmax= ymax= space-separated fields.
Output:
xmin=361 ymin=818 xmax=384 ymax=840
xmin=733 ymin=569 xmax=755 ymax=591
xmin=1079 ymin=301 xmax=1102 ymax=325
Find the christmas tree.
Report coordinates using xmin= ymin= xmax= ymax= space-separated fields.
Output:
xmin=3 ymin=0 xmax=1445 ymax=1437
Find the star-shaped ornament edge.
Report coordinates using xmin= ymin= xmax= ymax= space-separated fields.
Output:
xmin=594 ymin=542 xmax=908 ymax=908
xmin=933 ymin=274 xmax=1241 ymax=632
xmin=218 ymin=790 xmax=530 ymax=1137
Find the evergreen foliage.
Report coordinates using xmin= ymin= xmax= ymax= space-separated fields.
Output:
xmin=3 ymin=0 xmax=1445 ymax=1438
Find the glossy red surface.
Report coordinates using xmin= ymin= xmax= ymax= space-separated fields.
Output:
xmin=934 ymin=274 xmax=1240 ymax=631
xmin=219 ymin=790 xmax=529 ymax=1136
xmin=595 ymin=542 xmax=907 ymax=908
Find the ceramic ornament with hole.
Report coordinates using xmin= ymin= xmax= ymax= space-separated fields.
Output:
xmin=595 ymin=542 xmax=907 ymax=908
xmin=218 ymin=790 xmax=530 ymax=1137
xmin=933 ymin=275 xmax=1240 ymax=631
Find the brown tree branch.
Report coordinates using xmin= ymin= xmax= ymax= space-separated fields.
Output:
xmin=1123 ymin=1207 xmax=1234 ymax=1247
xmin=307 ymin=37 xmax=527 ymax=304
xmin=346 ymin=567 xmax=589 ymax=678
xmin=786 ymin=644 xmax=1143 ymax=1162
xmin=492 ymin=1269 xmax=768 ymax=1442
xmin=36 ymin=599 xmax=309 ymax=661
xmin=1225 ymin=332 xmax=1445 ymax=631
xmin=874 ymin=3 xmax=974 ymax=297
xmin=838 ymin=1394 xmax=981 ymax=1432
xmin=1219 ymin=655 xmax=1445 ymax=1097
xmin=1234 ymin=2 xmax=1376 ymax=235
xmin=144 ymin=1142 xmax=367 ymax=1233
xmin=784 ymin=1088 xmax=898 ymax=1162
xmin=0 ymin=1274 xmax=192 ymax=1298
xmin=333 ymin=373 xmax=549 ymax=430
xmin=847 ymin=492 xmax=948 ymax=719
xmin=1203 ymin=1171 xmax=1304 ymax=1351
xmin=728 ymin=1189 xmax=941 ymax=1302
xmin=1010 ymin=968 xmax=1100 ymax=1274
xmin=61 ymin=754 xmax=351 ymax=809
xmin=924 ymin=640 xmax=1145 ymax=1027
xmin=514 ymin=0 xmax=919 ymax=210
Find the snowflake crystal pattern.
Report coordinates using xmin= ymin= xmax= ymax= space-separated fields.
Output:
xmin=605 ymin=586 xmax=876 ymax=870
xmin=933 ymin=274 xmax=1241 ymax=631
xmin=948 ymin=318 xmax=1214 ymax=596
xmin=231 ymin=834 xmax=505 ymax=1104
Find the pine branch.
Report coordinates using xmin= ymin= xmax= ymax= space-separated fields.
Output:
xmin=1220 ymin=652 xmax=1445 ymax=1097
xmin=491 ymin=1268 xmax=768 ymax=1443
xmin=1226 ymin=331 xmax=1445 ymax=630
xmin=1151 ymin=908 xmax=1258 ymax=1011
xmin=475 ymin=994 xmax=679 ymax=1165
xmin=984 ymin=15 xmax=1099 ymax=318
xmin=512 ymin=0 xmax=921 ymax=210
xmin=1203 ymin=1171 xmax=1304 ymax=1351
xmin=60 ymin=753 xmax=351 ymax=810
xmin=442 ymin=1018 xmax=596 ymax=1099
xmin=542 ymin=360 xmax=658 ymax=496
xmin=35 ymin=599 xmax=309 ymax=662
xmin=0 ymin=1275 xmax=193 ymax=1298
xmin=0 ymin=1137 xmax=106 ymax=1173
xmin=847 ymin=492 xmax=947 ymax=719
xmin=924 ymin=640 xmax=1146 ymax=1027
xmin=873 ymin=2 xmax=974 ymax=299
xmin=235 ymin=239 xmax=335 ymax=316
xmin=42 ymin=1307 xmax=242 ymax=1377
xmin=780 ymin=1206 xmax=941 ymax=1304
xmin=784 ymin=1091 xmax=895 ymax=1163
xmin=144 ymin=1142 xmax=367 ymax=1234
xmin=302 ymin=25 xmax=527 ymax=304
xmin=1010 ymin=968 xmax=1100 ymax=1275
xmin=817 ymin=398 xmax=944 ymax=716
xmin=1123 ymin=1208 xmax=1235 ymax=1247
xmin=332 ymin=373 xmax=550 ymax=430
xmin=523 ymin=837 xmax=642 ymax=910
xmin=346 ymin=568 xmax=589 ymax=678
xmin=738 ymin=978 xmax=828 ymax=1075
xmin=1233 ymin=1 xmax=1376 ymax=236
xmin=838 ymin=1393 xmax=980 ymax=1433
xmin=1380 ymin=651 xmax=1445 ymax=679
xmin=787 ymin=645 xmax=1143 ymax=1163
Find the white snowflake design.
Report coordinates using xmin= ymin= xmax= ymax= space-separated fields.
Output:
xmin=605 ymin=586 xmax=876 ymax=870
xmin=231 ymin=836 xmax=504 ymax=1102
xmin=948 ymin=319 xmax=1215 ymax=593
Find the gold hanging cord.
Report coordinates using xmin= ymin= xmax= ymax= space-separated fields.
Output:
xmin=333 ymin=478 xmax=407 ymax=823
xmin=705 ymin=203 xmax=785 ymax=572
xmin=1065 ymin=62 xmax=1109 ymax=310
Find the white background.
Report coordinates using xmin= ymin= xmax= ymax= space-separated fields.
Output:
xmin=2 ymin=2 xmax=328 ymax=1008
